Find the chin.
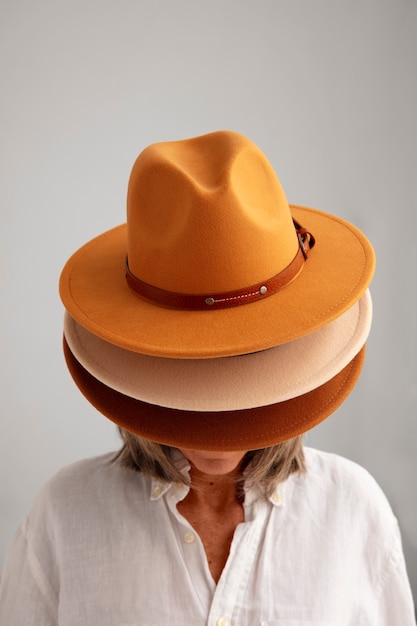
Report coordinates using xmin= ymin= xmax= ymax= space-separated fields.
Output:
xmin=180 ymin=449 xmax=247 ymax=476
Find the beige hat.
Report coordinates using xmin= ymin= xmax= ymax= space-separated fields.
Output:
xmin=64 ymin=290 xmax=371 ymax=412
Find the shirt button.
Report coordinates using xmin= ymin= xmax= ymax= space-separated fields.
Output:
xmin=271 ymin=492 xmax=281 ymax=504
xmin=184 ymin=531 xmax=195 ymax=544
xmin=152 ymin=486 xmax=163 ymax=497
xmin=216 ymin=618 xmax=229 ymax=626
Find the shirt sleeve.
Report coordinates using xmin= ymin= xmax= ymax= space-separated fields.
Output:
xmin=375 ymin=520 xmax=416 ymax=626
xmin=0 ymin=519 xmax=59 ymax=626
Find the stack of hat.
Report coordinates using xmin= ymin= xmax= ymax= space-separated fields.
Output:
xmin=60 ymin=131 xmax=375 ymax=451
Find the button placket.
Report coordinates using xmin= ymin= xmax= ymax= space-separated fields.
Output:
xmin=208 ymin=497 xmax=270 ymax=626
xmin=165 ymin=487 xmax=216 ymax=613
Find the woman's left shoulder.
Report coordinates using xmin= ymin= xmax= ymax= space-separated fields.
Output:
xmin=301 ymin=447 xmax=396 ymax=523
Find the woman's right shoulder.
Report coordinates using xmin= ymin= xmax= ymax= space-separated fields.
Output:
xmin=43 ymin=451 xmax=122 ymax=487
xmin=29 ymin=452 xmax=150 ymax=523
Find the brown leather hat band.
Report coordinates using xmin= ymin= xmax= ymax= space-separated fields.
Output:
xmin=126 ymin=220 xmax=315 ymax=310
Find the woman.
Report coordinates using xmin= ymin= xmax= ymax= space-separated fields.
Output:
xmin=1 ymin=130 xmax=415 ymax=624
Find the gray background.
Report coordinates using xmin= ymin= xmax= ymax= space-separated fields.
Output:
xmin=1 ymin=0 xmax=416 ymax=607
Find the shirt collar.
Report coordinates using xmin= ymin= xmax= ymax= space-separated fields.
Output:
xmin=267 ymin=488 xmax=285 ymax=507
xmin=150 ymin=450 xmax=190 ymax=501
xmin=149 ymin=450 xmax=286 ymax=508
xmin=243 ymin=481 xmax=286 ymax=509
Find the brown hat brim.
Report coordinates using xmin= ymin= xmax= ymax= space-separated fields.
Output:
xmin=63 ymin=337 xmax=366 ymax=451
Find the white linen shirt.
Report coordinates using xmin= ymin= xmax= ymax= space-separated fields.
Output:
xmin=0 ymin=447 xmax=415 ymax=625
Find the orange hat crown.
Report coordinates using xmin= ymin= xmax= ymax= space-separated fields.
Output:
xmin=127 ymin=131 xmax=300 ymax=296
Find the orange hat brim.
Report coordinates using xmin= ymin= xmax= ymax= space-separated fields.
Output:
xmin=60 ymin=205 xmax=375 ymax=359
xmin=63 ymin=337 xmax=366 ymax=451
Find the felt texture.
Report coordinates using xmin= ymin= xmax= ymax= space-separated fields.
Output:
xmin=63 ymin=290 xmax=371 ymax=411
xmin=63 ymin=338 xmax=366 ymax=451
xmin=59 ymin=131 xmax=375 ymax=358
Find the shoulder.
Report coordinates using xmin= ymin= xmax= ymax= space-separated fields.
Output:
xmin=40 ymin=452 xmax=133 ymax=495
xmin=303 ymin=446 xmax=388 ymax=497
xmin=26 ymin=453 xmax=150 ymax=531
xmin=300 ymin=447 xmax=397 ymax=530
xmin=44 ymin=451 xmax=126 ymax=486
xmin=304 ymin=446 xmax=384 ymax=487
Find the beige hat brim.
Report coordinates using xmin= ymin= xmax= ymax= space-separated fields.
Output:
xmin=64 ymin=290 xmax=371 ymax=412
xmin=63 ymin=338 xmax=367 ymax=450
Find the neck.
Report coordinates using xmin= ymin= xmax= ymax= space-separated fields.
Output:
xmin=187 ymin=465 xmax=243 ymax=513
xmin=177 ymin=462 xmax=246 ymax=584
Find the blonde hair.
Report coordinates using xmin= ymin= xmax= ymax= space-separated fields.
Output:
xmin=115 ymin=428 xmax=305 ymax=497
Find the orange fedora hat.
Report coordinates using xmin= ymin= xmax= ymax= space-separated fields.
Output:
xmin=59 ymin=130 xmax=375 ymax=359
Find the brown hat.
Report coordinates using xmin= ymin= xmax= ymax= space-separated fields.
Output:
xmin=63 ymin=337 xmax=366 ymax=451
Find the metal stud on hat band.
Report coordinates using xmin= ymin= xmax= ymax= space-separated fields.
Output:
xmin=125 ymin=220 xmax=315 ymax=310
